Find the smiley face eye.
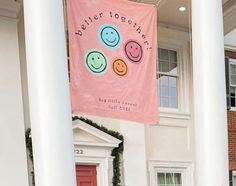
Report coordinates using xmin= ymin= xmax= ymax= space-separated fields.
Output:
xmin=106 ymin=32 xmax=108 ymax=35
xmin=131 ymin=46 xmax=133 ymax=48
xmin=98 ymin=57 xmax=100 ymax=60
xmin=136 ymin=47 xmax=138 ymax=50
xmin=92 ymin=58 xmax=94 ymax=60
xmin=111 ymin=32 xmax=113 ymax=34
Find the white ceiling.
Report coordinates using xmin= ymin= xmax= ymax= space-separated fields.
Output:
xmin=2 ymin=0 xmax=236 ymax=33
xmin=131 ymin=0 xmax=234 ymax=31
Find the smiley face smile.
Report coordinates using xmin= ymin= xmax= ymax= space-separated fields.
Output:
xmin=99 ymin=24 xmax=122 ymax=49
xmin=91 ymin=63 xmax=103 ymax=70
xmin=124 ymin=40 xmax=143 ymax=63
xmin=85 ymin=50 xmax=108 ymax=75
xmin=113 ymin=59 xmax=128 ymax=76
xmin=105 ymin=37 xmax=117 ymax=44
xmin=129 ymin=51 xmax=141 ymax=59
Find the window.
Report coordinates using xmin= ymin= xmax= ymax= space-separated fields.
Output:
xmin=229 ymin=170 xmax=236 ymax=186
xmin=157 ymin=172 xmax=182 ymax=186
xmin=230 ymin=60 xmax=236 ymax=107
xmin=158 ymin=48 xmax=179 ymax=109
xmin=149 ymin=162 xmax=193 ymax=186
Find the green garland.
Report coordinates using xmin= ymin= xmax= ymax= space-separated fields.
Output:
xmin=25 ymin=128 xmax=35 ymax=186
xmin=25 ymin=117 xmax=124 ymax=186
xmin=73 ymin=116 xmax=124 ymax=186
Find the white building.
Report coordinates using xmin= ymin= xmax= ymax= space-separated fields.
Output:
xmin=0 ymin=0 xmax=235 ymax=186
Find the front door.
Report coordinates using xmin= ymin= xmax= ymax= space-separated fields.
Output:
xmin=76 ymin=165 xmax=97 ymax=186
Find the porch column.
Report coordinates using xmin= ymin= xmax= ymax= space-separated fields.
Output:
xmin=23 ymin=1 xmax=76 ymax=186
xmin=120 ymin=121 xmax=148 ymax=186
xmin=192 ymin=0 xmax=229 ymax=186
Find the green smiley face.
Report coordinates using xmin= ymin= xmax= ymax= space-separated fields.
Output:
xmin=85 ymin=50 xmax=108 ymax=75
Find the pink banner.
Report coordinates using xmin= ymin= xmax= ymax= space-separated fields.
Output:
xmin=67 ymin=0 xmax=158 ymax=124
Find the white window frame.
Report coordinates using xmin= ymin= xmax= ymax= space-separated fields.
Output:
xmin=149 ymin=161 xmax=193 ymax=186
xmin=229 ymin=59 xmax=236 ymax=111
xmin=158 ymin=46 xmax=181 ymax=110
xmin=157 ymin=40 xmax=190 ymax=120
xmin=157 ymin=26 xmax=191 ymax=122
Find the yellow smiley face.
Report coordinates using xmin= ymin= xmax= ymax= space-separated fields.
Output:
xmin=113 ymin=59 xmax=128 ymax=76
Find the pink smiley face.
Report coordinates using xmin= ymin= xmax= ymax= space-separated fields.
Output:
xmin=124 ymin=40 xmax=143 ymax=63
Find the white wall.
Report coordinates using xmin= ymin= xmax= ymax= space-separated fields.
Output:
xmin=79 ymin=26 xmax=195 ymax=186
xmin=0 ymin=16 xmax=29 ymax=186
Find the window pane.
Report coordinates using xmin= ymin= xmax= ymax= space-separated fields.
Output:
xmin=170 ymin=88 xmax=177 ymax=98
xmin=169 ymin=62 xmax=178 ymax=74
xmin=160 ymin=48 xmax=169 ymax=60
xmin=158 ymin=76 xmax=178 ymax=108
xmin=169 ymin=77 xmax=177 ymax=87
xmin=157 ymin=48 xmax=179 ymax=109
xmin=161 ymin=97 xmax=169 ymax=107
xmin=160 ymin=86 xmax=169 ymax=97
xmin=231 ymin=64 xmax=236 ymax=75
xmin=231 ymin=97 xmax=236 ymax=107
xmin=170 ymin=98 xmax=178 ymax=108
xmin=231 ymin=87 xmax=236 ymax=107
xmin=157 ymin=171 xmax=182 ymax=186
xmin=231 ymin=87 xmax=236 ymax=96
xmin=231 ymin=75 xmax=236 ymax=85
xmin=160 ymin=61 xmax=169 ymax=72
xmin=169 ymin=50 xmax=177 ymax=62
xmin=166 ymin=173 xmax=174 ymax=184
xmin=159 ymin=75 xmax=168 ymax=86
xmin=174 ymin=173 xmax=182 ymax=184
xmin=157 ymin=173 xmax=165 ymax=184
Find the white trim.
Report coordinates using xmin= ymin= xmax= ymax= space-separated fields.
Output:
xmin=0 ymin=1 xmax=21 ymax=19
xmin=73 ymin=121 xmax=121 ymax=186
xmin=73 ymin=119 xmax=121 ymax=146
xmin=159 ymin=108 xmax=191 ymax=120
xmin=225 ymin=44 xmax=236 ymax=52
xmin=149 ymin=161 xmax=193 ymax=186
xmin=230 ymin=107 xmax=236 ymax=111
xmin=158 ymin=27 xmax=191 ymax=121
xmin=159 ymin=22 xmax=189 ymax=33
xmin=73 ymin=141 xmax=119 ymax=148
xmin=229 ymin=58 xmax=236 ymax=63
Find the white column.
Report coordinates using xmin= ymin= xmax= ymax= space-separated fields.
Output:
xmin=192 ymin=0 xmax=229 ymax=186
xmin=23 ymin=1 xmax=76 ymax=186
xmin=120 ymin=121 xmax=148 ymax=186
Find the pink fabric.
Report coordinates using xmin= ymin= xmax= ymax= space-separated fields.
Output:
xmin=67 ymin=0 xmax=159 ymax=124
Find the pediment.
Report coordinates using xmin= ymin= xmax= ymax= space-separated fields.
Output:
xmin=73 ymin=119 xmax=121 ymax=148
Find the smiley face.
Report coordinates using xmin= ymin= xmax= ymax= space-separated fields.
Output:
xmin=124 ymin=40 xmax=143 ymax=63
xmin=113 ymin=59 xmax=128 ymax=76
xmin=99 ymin=24 xmax=121 ymax=49
xmin=85 ymin=50 xmax=108 ymax=75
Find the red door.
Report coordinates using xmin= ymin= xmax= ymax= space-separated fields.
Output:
xmin=76 ymin=165 xmax=97 ymax=186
